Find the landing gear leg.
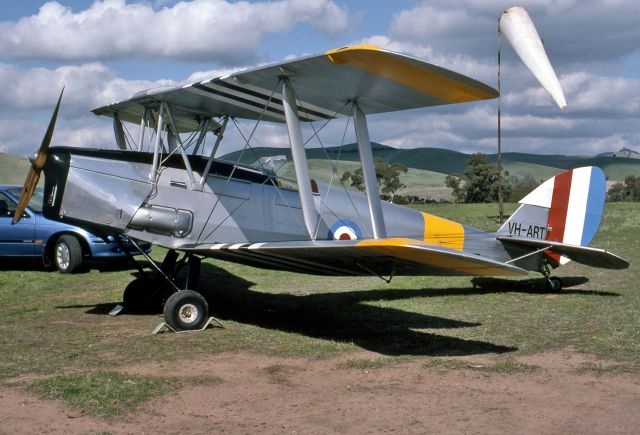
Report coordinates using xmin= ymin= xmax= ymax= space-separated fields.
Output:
xmin=123 ymin=240 xmax=213 ymax=330
xmin=119 ymin=240 xmax=218 ymax=331
xmin=122 ymin=248 xmax=180 ymax=314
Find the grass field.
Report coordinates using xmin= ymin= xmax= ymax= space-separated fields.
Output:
xmin=0 ymin=202 xmax=638 ymax=416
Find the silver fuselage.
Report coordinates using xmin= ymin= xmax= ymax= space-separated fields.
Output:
xmin=42 ymin=147 xmax=536 ymax=275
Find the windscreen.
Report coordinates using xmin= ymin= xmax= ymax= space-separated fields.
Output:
xmin=7 ymin=187 xmax=44 ymax=213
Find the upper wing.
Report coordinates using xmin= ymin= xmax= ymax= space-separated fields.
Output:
xmin=498 ymin=236 xmax=629 ymax=269
xmin=92 ymin=45 xmax=498 ymax=130
xmin=179 ymin=237 xmax=527 ymax=277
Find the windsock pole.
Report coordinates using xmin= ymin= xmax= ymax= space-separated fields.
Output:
xmin=496 ymin=6 xmax=569 ymax=223
xmin=497 ymin=26 xmax=504 ymax=224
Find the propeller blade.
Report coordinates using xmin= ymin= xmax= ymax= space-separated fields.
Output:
xmin=34 ymin=87 xmax=65 ymax=170
xmin=12 ymin=167 xmax=40 ymax=224
xmin=12 ymin=87 xmax=64 ymax=225
xmin=499 ymin=6 xmax=567 ymax=110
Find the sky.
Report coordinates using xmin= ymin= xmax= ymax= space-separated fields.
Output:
xmin=0 ymin=0 xmax=639 ymax=158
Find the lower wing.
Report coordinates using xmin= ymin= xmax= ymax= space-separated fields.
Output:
xmin=179 ymin=237 xmax=527 ymax=277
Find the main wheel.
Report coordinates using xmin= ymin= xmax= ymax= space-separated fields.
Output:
xmin=54 ymin=235 xmax=83 ymax=274
xmin=546 ymin=276 xmax=563 ymax=292
xmin=163 ymin=290 xmax=209 ymax=331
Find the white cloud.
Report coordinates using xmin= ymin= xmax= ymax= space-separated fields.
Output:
xmin=385 ymin=0 xmax=640 ymax=68
xmin=0 ymin=0 xmax=351 ymax=63
xmin=186 ymin=67 xmax=248 ymax=83
xmin=0 ymin=62 xmax=174 ymax=155
xmin=503 ymin=71 xmax=640 ymax=118
xmin=563 ymin=72 xmax=640 ymax=116
xmin=0 ymin=62 xmax=173 ymax=119
xmin=1 ymin=1 xmax=639 ymax=159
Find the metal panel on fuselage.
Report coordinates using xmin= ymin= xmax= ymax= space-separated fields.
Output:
xmin=125 ymin=166 xmax=313 ymax=248
xmin=60 ymin=155 xmax=153 ymax=230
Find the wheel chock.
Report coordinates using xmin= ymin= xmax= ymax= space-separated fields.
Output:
xmin=109 ymin=304 xmax=124 ymax=316
xmin=152 ymin=316 xmax=224 ymax=335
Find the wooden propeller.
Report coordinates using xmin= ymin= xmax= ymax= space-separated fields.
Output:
xmin=12 ymin=87 xmax=64 ymax=225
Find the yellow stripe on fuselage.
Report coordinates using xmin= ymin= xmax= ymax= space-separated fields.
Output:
xmin=325 ymin=45 xmax=497 ymax=103
xmin=422 ymin=212 xmax=465 ymax=251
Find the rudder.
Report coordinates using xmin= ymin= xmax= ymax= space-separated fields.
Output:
xmin=498 ymin=166 xmax=606 ymax=247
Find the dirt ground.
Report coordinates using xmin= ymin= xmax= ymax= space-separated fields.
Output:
xmin=0 ymin=350 xmax=638 ymax=434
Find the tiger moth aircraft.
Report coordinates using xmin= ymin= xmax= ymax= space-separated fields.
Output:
xmin=13 ymin=7 xmax=628 ymax=331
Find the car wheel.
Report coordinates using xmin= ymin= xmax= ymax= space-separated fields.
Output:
xmin=163 ymin=290 xmax=208 ymax=331
xmin=54 ymin=235 xmax=83 ymax=274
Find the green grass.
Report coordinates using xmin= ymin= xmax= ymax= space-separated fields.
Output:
xmin=0 ymin=202 xmax=638 ymax=414
xmin=29 ymin=371 xmax=175 ymax=417
xmin=501 ymin=160 xmax=561 ymax=183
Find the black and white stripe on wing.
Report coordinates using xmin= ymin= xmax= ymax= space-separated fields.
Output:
xmin=187 ymin=243 xmax=362 ymax=275
xmin=189 ymin=79 xmax=335 ymax=122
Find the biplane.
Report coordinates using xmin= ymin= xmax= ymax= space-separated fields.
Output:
xmin=13 ymin=7 xmax=628 ymax=331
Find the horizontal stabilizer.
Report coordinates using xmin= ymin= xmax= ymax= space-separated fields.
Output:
xmin=498 ymin=236 xmax=629 ymax=270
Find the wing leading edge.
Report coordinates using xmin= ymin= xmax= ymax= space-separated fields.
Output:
xmin=92 ymin=45 xmax=499 ymax=129
xmin=179 ymin=237 xmax=527 ymax=277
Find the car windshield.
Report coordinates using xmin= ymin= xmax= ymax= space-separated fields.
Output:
xmin=7 ymin=187 xmax=44 ymax=213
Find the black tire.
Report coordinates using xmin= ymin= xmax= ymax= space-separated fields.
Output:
xmin=54 ymin=235 xmax=83 ymax=274
xmin=123 ymin=277 xmax=168 ymax=314
xmin=41 ymin=252 xmax=56 ymax=271
xmin=163 ymin=290 xmax=208 ymax=331
xmin=546 ymin=277 xmax=563 ymax=292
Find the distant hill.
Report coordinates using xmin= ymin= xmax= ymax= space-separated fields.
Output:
xmin=0 ymin=153 xmax=30 ymax=184
xmin=221 ymin=143 xmax=640 ymax=182
xmin=276 ymin=159 xmax=452 ymax=201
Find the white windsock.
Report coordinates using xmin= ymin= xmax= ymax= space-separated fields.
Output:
xmin=499 ymin=6 xmax=567 ymax=110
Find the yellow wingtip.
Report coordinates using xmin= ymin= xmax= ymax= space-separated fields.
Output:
xmin=325 ymin=44 xmax=383 ymax=64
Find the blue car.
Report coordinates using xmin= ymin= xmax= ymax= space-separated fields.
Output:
xmin=0 ymin=185 xmax=150 ymax=273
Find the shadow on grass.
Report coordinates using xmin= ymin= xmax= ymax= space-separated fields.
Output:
xmin=58 ymin=263 xmax=621 ymax=356
xmin=0 ymin=257 xmax=45 ymax=271
xmin=469 ymin=276 xmax=619 ymax=297
xmin=60 ymin=263 xmax=520 ymax=356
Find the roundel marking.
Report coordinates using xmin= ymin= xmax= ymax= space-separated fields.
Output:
xmin=329 ymin=220 xmax=362 ymax=241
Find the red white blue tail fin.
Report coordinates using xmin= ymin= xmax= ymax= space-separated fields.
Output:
xmin=497 ymin=167 xmax=627 ymax=269
xmin=511 ymin=166 xmax=605 ymax=246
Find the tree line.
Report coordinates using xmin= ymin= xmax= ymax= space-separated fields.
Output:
xmin=607 ymin=176 xmax=640 ymax=202
xmin=444 ymin=153 xmax=542 ymax=203
xmin=340 ymin=157 xmax=408 ymax=202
